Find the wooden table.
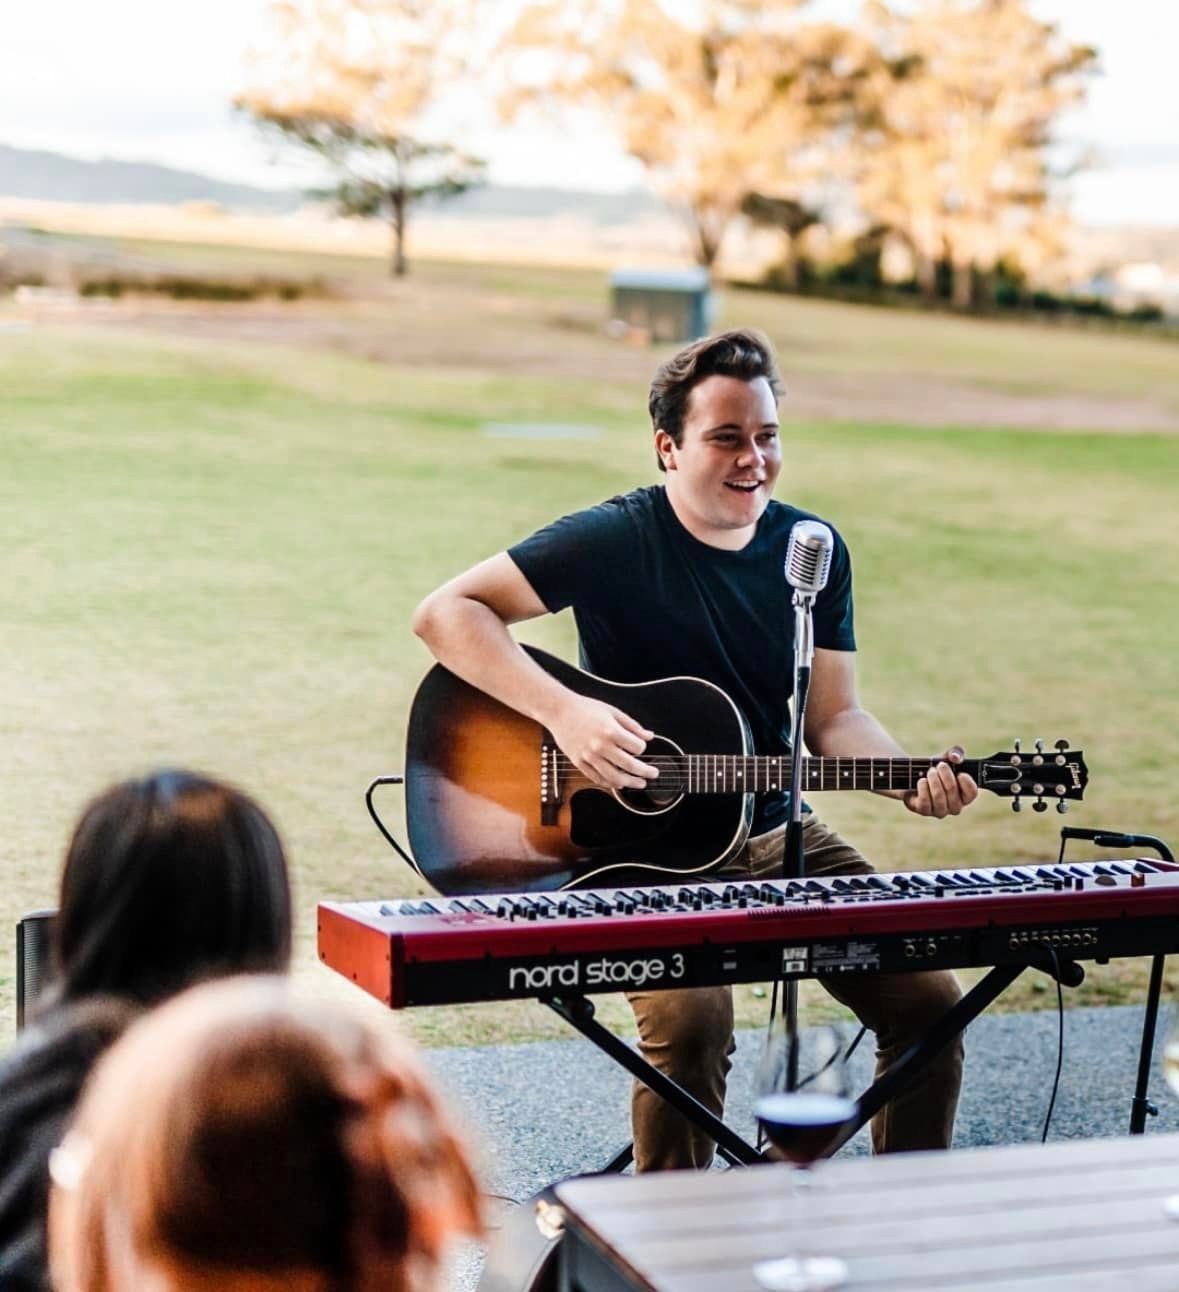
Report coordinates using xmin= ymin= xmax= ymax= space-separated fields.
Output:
xmin=556 ymin=1132 xmax=1179 ymax=1291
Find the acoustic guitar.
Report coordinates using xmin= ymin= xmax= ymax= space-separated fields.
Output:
xmin=404 ymin=647 xmax=1088 ymax=895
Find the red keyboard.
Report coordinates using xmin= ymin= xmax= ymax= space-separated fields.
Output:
xmin=318 ymin=859 xmax=1179 ymax=1008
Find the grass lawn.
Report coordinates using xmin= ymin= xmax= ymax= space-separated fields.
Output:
xmin=2 ymin=256 xmax=1177 ymax=1050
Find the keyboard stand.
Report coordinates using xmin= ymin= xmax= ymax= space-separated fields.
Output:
xmin=544 ymin=993 xmax=764 ymax=1167
xmin=543 ymin=953 xmax=1111 ymax=1172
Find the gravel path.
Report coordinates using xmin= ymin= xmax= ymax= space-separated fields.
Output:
xmin=426 ymin=1001 xmax=1179 ymax=1290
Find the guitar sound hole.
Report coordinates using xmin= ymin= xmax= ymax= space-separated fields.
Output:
xmin=616 ymin=736 xmax=685 ymax=816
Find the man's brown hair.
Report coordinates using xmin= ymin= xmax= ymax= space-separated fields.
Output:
xmin=648 ymin=328 xmax=783 ymax=471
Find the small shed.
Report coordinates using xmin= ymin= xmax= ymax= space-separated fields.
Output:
xmin=609 ymin=267 xmax=712 ymax=343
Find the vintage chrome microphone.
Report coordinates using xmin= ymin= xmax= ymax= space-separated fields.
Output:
xmin=782 ymin=520 xmax=834 ymax=881
xmin=782 ymin=520 xmax=834 ymax=1093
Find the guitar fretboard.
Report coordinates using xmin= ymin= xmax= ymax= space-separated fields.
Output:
xmin=676 ymin=755 xmax=980 ymax=795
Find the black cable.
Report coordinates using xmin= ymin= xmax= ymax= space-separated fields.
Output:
xmin=843 ymin=1024 xmax=868 ymax=1062
xmin=759 ymin=980 xmax=866 ymax=1100
xmin=1041 ymin=948 xmax=1065 ymax=1143
xmin=364 ymin=776 xmax=422 ymax=876
xmin=757 ymin=980 xmax=781 ymax=1151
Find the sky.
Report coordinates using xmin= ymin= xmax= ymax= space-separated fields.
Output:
xmin=0 ymin=0 xmax=1177 ymax=226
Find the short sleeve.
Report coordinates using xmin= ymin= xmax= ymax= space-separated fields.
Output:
xmin=812 ymin=526 xmax=855 ymax=650
xmin=507 ymin=496 xmax=634 ymax=614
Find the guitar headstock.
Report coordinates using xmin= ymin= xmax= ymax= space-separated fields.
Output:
xmin=976 ymin=738 xmax=1087 ymax=814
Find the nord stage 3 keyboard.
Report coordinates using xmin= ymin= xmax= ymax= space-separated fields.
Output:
xmin=317 ymin=860 xmax=1179 ymax=1009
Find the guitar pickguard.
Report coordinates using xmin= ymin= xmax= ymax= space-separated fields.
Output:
xmin=567 ymin=788 xmax=672 ymax=851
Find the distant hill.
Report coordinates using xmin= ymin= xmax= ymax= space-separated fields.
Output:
xmin=0 ymin=142 xmax=303 ymax=212
xmin=0 ymin=140 xmax=667 ymax=224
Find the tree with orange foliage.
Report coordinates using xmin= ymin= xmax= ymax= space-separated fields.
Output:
xmin=498 ymin=0 xmax=878 ymax=270
xmin=856 ymin=0 xmax=1096 ymax=307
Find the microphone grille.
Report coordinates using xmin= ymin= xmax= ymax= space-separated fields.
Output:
xmin=785 ymin=520 xmax=834 ymax=595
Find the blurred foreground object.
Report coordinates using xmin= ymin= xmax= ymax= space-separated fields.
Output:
xmin=49 ymin=976 xmax=481 ymax=1292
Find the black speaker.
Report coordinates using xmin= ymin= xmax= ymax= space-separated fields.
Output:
xmin=16 ymin=909 xmax=57 ymax=1030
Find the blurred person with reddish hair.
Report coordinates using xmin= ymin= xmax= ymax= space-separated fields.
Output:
xmin=49 ymin=975 xmax=481 ymax=1292
xmin=0 ymin=770 xmax=293 ymax=1290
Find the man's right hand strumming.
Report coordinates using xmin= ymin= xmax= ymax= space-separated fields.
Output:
xmin=412 ymin=551 xmax=659 ymax=794
xmin=546 ymin=693 xmax=659 ymax=792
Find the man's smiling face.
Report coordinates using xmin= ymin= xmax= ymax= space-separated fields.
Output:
xmin=655 ymin=374 xmax=782 ymax=550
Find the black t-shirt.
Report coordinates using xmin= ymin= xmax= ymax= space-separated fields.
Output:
xmin=508 ymin=485 xmax=856 ymax=833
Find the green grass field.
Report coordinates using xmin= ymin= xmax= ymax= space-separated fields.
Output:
xmin=2 ymin=253 xmax=1178 ymax=1049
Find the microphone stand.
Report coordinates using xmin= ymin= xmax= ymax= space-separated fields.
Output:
xmin=782 ymin=587 xmax=817 ymax=1091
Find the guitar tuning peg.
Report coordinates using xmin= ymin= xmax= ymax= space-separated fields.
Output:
xmin=1034 ymin=738 xmax=1044 ymax=754
xmin=1013 ymin=738 xmax=1022 ymax=753
xmin=1056 ymin=800 xmax=1069 ymax=814
xmin=1054 ymin=739 xmax=1069 ymax=752
xmin=1033 ymin=798 xmax=1048 ymax=813
xmin=1011 ymin=797 xmax=1022 ymax=813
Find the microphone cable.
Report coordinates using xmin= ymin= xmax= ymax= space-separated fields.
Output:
xmin=1040 ymin=947 xmax=1065 ymax=1143
xmin=365 ymin=775 xmax=424 ymax=876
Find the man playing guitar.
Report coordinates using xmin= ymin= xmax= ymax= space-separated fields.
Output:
xmin=412 ymin=328 xmax=978 ymax=1170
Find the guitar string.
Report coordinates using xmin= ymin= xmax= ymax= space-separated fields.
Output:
xmin=548 ymin=757 xmax=959 ymax=766
xmin=548 ymin=754 xmax=958 ymax=790
xmin=546 ymin=755 xmax=994 ymax=794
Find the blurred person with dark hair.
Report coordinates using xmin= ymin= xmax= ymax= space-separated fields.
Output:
xmin=414 ymin=328 xmax=977 ymax=1170
xmin=0 ymin=999 xmax=136 ymax=1287
xmin=52 ymin=768 xmax=292 ymax=1005
xmin=48 ymin=975 xmax=481 ymax=1292
xmin=0 ymin=770 xmax=293 ymax=1289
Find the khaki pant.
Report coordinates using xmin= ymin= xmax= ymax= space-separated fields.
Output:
xmin=626 ymin=814 xmax=964 ymax=1171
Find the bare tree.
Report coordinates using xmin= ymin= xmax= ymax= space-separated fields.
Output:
xmin=499 ymin=0 xmax=876 ymax=270
xmin=236 ymin=0 xmax=484 ymax=276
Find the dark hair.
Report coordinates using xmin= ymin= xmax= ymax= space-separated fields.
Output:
xmin=53 ymin=770 xmax=292 ymax=1007
xmin=0 ymin=997 xmax=138 ymax=1288
xmin=53 ymin=977 xmax=480 ymax=1292
xmin=648 ymin=328 xmax=783 ymax=470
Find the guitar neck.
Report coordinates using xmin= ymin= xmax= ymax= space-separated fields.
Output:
xmin=681 ymin=755 xmax=981 ymax=796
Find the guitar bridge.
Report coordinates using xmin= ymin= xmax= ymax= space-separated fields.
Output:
xmin=540 ymin=731 xmax=562 ymax=826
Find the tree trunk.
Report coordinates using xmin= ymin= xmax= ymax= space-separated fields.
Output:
xmin=916 ymin=252 xmax=938 ymax=304
xmin=778 ymin=236 xmax=799 ymax=290
xmin=690 ymin=204 xmax=723 ymax=269
xmin=951 ymin=259 xmax=974 ymax=310
xmin=390 ymin=185 xmax=408 ymax=277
